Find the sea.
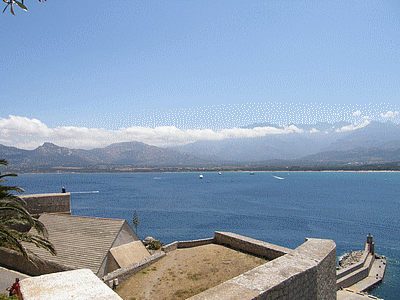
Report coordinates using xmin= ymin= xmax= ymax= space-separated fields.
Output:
xmin=6 ymin=171 xmax=400 ymax=299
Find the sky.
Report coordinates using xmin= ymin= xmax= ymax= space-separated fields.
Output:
xmin=1 ymin=0 xmax=400 ymax=149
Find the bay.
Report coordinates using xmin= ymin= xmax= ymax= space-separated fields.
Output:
xmin=7 ymin=172 xmax=400 ymax=299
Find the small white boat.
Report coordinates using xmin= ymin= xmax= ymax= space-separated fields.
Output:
xmin=218 ymin=172 xmax=222 ymax=175
xmin=273 ymin=175 xmax=284 ymax=180
xmin=199 ymin=174 xmax=204 ymax=179
xmin=250 ymin=172 xmax=255 ymax=175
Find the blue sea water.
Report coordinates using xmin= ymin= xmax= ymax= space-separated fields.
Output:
xmin=7 ymin=172 xmax=400 ymax=299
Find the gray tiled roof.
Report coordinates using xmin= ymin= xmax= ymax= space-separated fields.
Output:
xmin=25 ymin=214 xmax=126 ymax=275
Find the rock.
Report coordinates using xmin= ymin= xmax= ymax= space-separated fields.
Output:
xmin=143 ymin=236 xmax=156 ymax=246
xmin=338 ymin=250 xmax=364 ymax=269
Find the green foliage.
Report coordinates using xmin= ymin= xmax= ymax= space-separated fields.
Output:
xmin=0 ymin=294 xmax=18 ymax=300
xmin=147 ymin=239 xmax=163 ymax=250
xmin=0 ymin=159 xmax=56 ymax=260
xmin=132 ymin=210 xmax=139 ymax=234
xmin=2 ymin=0 xmax=46 ymax=15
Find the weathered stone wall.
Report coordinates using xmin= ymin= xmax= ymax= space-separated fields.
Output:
xmin=294 ymin=238 xmax=337 ymax=300
xmin=162 ymin=241 xmax=179 ymax=253
xmin=189 ymin=234 xmax=337 ymax=300
xmin=0 ymin=248 xmax=74 ymax=276
xmin=177 ymin=237 xmax=215 ymax=248
xmin=162 ymin=238 xmax=215 ymax=253
xmin=214 ymin=231 xmax=292 ymax=260
xmin=20 ymin=193 xmax=71 ymax=215
xmin=102 ymin=252 xmax=165 ymax=286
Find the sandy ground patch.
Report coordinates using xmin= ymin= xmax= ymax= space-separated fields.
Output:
xmin=117 ymin=244 xmax=268 ymax=300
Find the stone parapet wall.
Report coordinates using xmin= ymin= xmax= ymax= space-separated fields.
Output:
xmin=20 ymin=193 xmax=71 ymax=215
xmin=0 ymin=248 xmax=74 ymax=276
xmin=294 ymin=238 xmax=337 ymax=300
xmin=162 ymin=241 xmax=179 ymax=253
xmin=177 ymin=237 xmax=215 ymax=248
xmin=162 ymin=238 xmax=215 ymax=253
xmin=102 ymin=252 xmax=165 ymax=286
xmin=214 ymin=231 xmax=292 ymax=259
xmin=189 ymin=235 xmax=336 ymax=300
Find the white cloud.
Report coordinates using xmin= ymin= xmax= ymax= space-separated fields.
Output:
xmin=380 ymin=111 xmax=399 ymax=119
xmin=309 ymin=128 xmax=319 ymax=133
xmin=335 ymin=120 xmax=370 ymax=132
xmin=353 ymin=110 xmax=361 ymax=117
xmin=0 ymin=115 xmax=52 ymax=136
xmin=0 ymin=116 xmax=306 ymax=150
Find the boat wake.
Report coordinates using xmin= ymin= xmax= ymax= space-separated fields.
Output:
xmin=69 ymin=191 xmax=100 ymax=194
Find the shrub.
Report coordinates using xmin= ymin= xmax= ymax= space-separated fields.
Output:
xmin=147 ymin=239 xmax=163 ymax=250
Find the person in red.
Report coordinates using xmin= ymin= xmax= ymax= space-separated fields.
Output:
xmin=9 ymin=278 xmax=20 ymax=297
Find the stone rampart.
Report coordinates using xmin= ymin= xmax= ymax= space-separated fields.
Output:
xmin=189 ymin=235 xmax=336 ymax=300
xmin=20 ymin=193 xmax=71 ymax=215
xmin=162 ymin=238 xmax=215 ymax=253
xmin=161 ymin=241 xmax=179 ymax=253
xmin=294 ymin=238 xmax=337 ymax=300
xmin=0 ymin=248 xmax=74 ymax=276
xmin=214 ymin=231 xmax=292 ymax=259
xmin=102 ymin=252 xmax=165 ymax=286
xmin=177 ymin=237 xmax=215 ymax=248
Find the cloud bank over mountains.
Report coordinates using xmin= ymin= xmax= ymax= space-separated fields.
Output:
xmin=1 ymin=110 xmax=399 ymax=150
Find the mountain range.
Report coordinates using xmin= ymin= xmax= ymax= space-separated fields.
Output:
xmin=1 ymin=121 xmax=400 ymax=172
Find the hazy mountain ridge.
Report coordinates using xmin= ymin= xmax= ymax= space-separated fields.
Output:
xmin=0 ymin=141 xmax=213 ymax=171
xmin=1 ymin=121 xmax=400 ymax=172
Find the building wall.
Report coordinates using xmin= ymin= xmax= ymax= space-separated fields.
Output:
xmin=112 ymin=221 xmax=140 ymax=247
xmin=99 ymin=221 xmax=142 ymax=277
xmin=20 ymin=193 xmax=71 ymax=215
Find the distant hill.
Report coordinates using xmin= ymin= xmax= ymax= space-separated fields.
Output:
xmin=0 ymin=141 xmax=216 ymax=172
xmin=324 ymin=121 xmax=400 ymax=152
xmin=2 ymin=121 xmax=400 ymax=172
xmin=171 ymin=121 xmax=354 ymax=162
xmin=298 ymin=147 xmax=400 ymax=164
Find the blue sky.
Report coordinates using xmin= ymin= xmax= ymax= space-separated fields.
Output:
xmin=1 ymin=0 xmax=400 ymax=149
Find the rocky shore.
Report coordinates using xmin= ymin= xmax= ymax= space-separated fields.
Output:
xmin=338 ymin=250 xmax=364 ymax=269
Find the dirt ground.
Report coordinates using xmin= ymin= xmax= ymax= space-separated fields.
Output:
xmin=117 ymin=244 xmax=268 ymax=300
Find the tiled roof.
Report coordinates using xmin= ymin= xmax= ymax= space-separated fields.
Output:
xmin=25 ymin=214 xmax=126 ymax=275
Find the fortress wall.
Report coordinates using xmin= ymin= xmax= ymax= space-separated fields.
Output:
xmin=102 ymin=252 xmax=165 ymax=286
xmin=0 ymin=248 xmax=74 ymax=276
xmin=161 ymin=241 xmax=179 ymax=253
xmin=20 ymin=193 xmax=71 ymax=215
xmin=162 ymin=238 xmax=215 ymax=253
xmin=189 ymin=236 xmax=337 ymax=300
xmin=177 ymin=237 xmax=215 ymax=248
xmin=214 ymin=231 xmax=292 ymax=260
xmin=294 ymin=238 xmax=337 ymax=300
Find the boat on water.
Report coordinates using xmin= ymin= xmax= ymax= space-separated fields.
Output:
xmin=250 ymin=172 xmax=255 ymax=175
xmin=218 ymin=172 xmax=222 ymax=175
xmin=199 ymin=174 xmax=204 ymax=179
xmin=272 ymin=175 xmax=284 ymax=180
